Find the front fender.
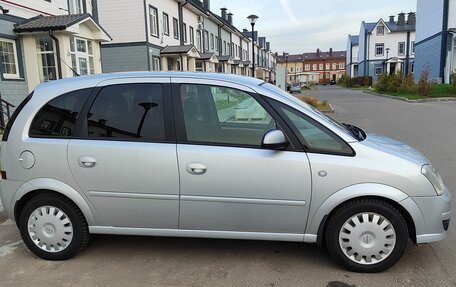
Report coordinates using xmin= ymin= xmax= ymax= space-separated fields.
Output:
xmin=306 ymin=183 xmax=425 ymax=240
xmin=11 ymin=178 xmax=97 ymax=226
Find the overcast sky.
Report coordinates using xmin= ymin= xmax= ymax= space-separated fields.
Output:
xmin=210 ymin=0 xmax=417 ymax=54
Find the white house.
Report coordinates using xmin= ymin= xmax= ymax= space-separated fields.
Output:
xmin=356 ymin=13 xmax=416 ymax=81
xmin=346 ymin=35 xmax=359 ymax=78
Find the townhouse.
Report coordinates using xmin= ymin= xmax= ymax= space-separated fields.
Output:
xmin=0 ymin=0 xmax=110 ymax=110
xmin=352 ymin=13 xmax=416 ymax=82
xmin=346 ymin=35 xmax=359 ymax=78
xmin=276 ymin=49 xmax=346 ymax=85
xmin=96 ymin=0 xmax=276 ymax=81
xmin=414 ymin=0 xmax=455 ymax=83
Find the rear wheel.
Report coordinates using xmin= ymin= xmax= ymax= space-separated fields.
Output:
xmin=19 ymin=193 xmax=89 ymax=260
xmin=325 ymin=198 xmax=408 ymax=272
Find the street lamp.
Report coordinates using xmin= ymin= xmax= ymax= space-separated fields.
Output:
xmin=285 ymin=53 xmax=289 ymax=85
xmin=247 ymin=14 xmax=258 ymax=77
xmin=385 ymin=47 xmax=390 ymax=75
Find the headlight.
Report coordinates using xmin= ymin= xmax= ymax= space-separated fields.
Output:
xmin=421 ymin=164 xmax=445 ymax=196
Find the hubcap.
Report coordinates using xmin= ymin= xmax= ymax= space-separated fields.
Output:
xmin=27 ymin=206 xmax=73 ymax=253
xmin=339 ymin=212 xmax=396 ymax=265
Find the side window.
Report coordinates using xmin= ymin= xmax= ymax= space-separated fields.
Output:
xmin=180 ymin=84 xmax=275 ymax=146
xmin=87 ymin=84 xmax=165 ymax=141
xmin=29 ymin=89 xmax=91 ymax=138
xmin=275 ymin=102 xmax=353 ymax=155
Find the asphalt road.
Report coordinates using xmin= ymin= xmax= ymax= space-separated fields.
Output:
xmin=0 ymin=86 xmax=454 ymax=287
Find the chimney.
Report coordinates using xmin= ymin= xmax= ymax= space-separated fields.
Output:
xmin=227 ymin=12 xmax=233 ymax=24
xmin=243 ymin=28 xmax=248 ymax=32
xmin=266 ymin=42 xmax=270 ymax=51
xmin=407 ymin=12 xmax=416 ymax=25
xmin=389 ymin=15 xmax=395 ymax=23
xmin=317 ymin=48 xmax=320 ymax=56
xmin=398 ymin=12 xmax=405 ymax=25
xmin=221 ymin=7 xmax=227 ymax=20
xmin=329 ymin=48 xmax=333 ymax=56
xmin=202 ymin=0 xmax=210 ymax=10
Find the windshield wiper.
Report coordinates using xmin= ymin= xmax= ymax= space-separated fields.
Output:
xmin=342 ymin=123 xmax=365 ymax=141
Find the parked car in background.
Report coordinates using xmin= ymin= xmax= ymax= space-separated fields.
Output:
xmin=330 ymin=80 xmax=337 ymax=85
xmin=0 ymin=72 xmax=451 ymax=273
xmin=289 ymin=82 xmax=301 ymax=93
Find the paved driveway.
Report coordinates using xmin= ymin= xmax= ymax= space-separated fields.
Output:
xmin=0 ymin=86 xmax=454 ymax=286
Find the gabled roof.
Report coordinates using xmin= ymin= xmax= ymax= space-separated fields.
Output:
xmin=217 ymin=55 xmax=234 ymax=64
xmin=349 ymin=35 xmax=359 ymax=45
xmin=364 ymin=18 xmax=415 ymax=34
xmin=13 ymin=13 xmax=112 ymax=41
xmin=161 ymin=45 xmax=195 ymax=54
xmin=198 ymin=52 xmax=219 ymax=63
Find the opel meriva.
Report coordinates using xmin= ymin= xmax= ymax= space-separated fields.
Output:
xmin=0 ymin=72 xmax=451 ymax=272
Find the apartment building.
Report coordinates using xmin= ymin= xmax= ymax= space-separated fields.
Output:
xmin=415 ymin=0 xmax=455 ymax=83
xmin=0 ymin=0 xmax=110 ymax=107
xmin=276 ymin=49 xmax=346 ymax=84
xmin=354 ymin=13 xmax=416 ymax=82
xmin=96 ymin=0 xmax=276 ymax=81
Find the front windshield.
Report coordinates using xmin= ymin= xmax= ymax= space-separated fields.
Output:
xmin=261 ymin=83 xmax=353 ymax=136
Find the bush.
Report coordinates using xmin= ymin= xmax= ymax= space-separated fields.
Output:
xmin=451 ymin=73 xmax=456 ymax=93
xmin=363 ymin=76 xmax=371 ymax=87
xmin=376 ymin=74 xmax=390 ymax=92
xmin=417 ymin=68 xmax=434 ymax=97
xmin=398 ymin=73 xmax=416 ymax=93
xmin=387 ymin=72 xmax=403 ymax=93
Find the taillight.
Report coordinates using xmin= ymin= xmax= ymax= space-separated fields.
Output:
xmin=1 ymin=170 xmax=6 ymax=180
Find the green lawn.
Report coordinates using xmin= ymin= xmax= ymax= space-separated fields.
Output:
xmin=375 ymin=84 xmax=456 ymax=100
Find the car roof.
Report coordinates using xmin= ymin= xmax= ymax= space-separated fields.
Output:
xmin=37 ymin=71 xmax=266 ymax=90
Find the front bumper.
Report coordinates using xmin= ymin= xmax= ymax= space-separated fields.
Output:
xmin=412 ymin=187 xmax=452 ymax=244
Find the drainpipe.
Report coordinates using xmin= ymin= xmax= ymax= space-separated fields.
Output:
xmin=179 ymin=0 xmax=188 ymax=46
xmin=441 ymin=0 xmax=450 ymax=82
xmin=405 ymin=31 xmax=410 ymax=75
xmin=49 ymin=31 xmax=63 ymax=79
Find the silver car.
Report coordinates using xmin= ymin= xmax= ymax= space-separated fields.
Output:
xmin=0 ymin=72 xmax=451 ymax=272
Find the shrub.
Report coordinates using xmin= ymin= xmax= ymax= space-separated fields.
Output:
xmin=398 ymin=73 xmax=416 ymax=93
xmin=417 ymin=68 xmax=434 ymax=97
xmin=297 ymin=95 xmax=321 ymax=107
xmin=387 ymin=72 xmax=403 ymax=93
xmin=376 ymin=74 xmax=390 ymax=92
xmin=363 ymin=76 xmax=371 ymax=87
xmin=451 ymin=72 xmax=456 ymax=93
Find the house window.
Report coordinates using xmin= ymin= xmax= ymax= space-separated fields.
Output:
xmin=223 ymin=41 xmax=226 ymax=54
xmin=195 ymin=60 xmax=204 ymax=71
xmin=196 ymin=30 xmax=201 ymax=51
xmin=163 ymin=13 xmax=169 ymax=36
xmin=69 ymin=36 xmax=95 ymax=77
xmin=231 ymin=43 xmax=234 ymax=56
xmin=36 ymin=35 xmax=58 ymax=82
xmin=204 ymin=30 xmax=209 ymax=52
xmin=305 ymin=64 xmax=310 ymax=71
xmin=152 ymin=57 xmax=160 ymax=71
xmin=375 ymin=43 xmax=384 ymax=56
xmin=211 ymin=34 xmax=214 ymax=49
xmin=326 ymin=72 xmax=330 ymax=79
xmin=398 ymin=42 xmax=405 ymax=56
xmin=290 ymin=67 xmax=294 ymax=72
xmin=189 ymin=26 xmax=194 ymax=44
xmin=377 ymin=26 xmax=384 ymax=36
xmin=183 ymin=23 xmax=187 ymax=43
xmin=411 ymin=41 xmax=415 ymax=54
xmin=215 ymin=36 xmax=218 ymax=51
xmin=339 ymin=63 xmax=344 ymax=69
xmin=312 ymin=64 xmax=317 ymax=70
xmin=68 ymin=0 xmax=83 ymax=14
xmin=235 ymin=44 xmax=238 ymax=57
xmin=375 ymin=64 xmax=384 ymax=75
xmin=326 ymin=63 xmax=330 ymax=70
xmin=318 ymin=63 xmax=323 ymax=70
xmin=0 ymin=38 xmax=20 ymax=79
xmin=332 ymin=63 xmax=337 ymax=70
xmin=149 ymin=6 xmax=159 ymax=37
xmin=173 ymin=18 xmax=179 ymax=39
xmin=410 ymin=62 xmax=414 ymax=73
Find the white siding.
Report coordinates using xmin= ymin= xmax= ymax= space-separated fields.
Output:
xmin=368 ymin=29 xmax=415 ymax=60
xmin=449 ymin=0 xmax=456 ymax=29
xmin=416 ymin=0 xmax=444 ymax=42
xmin=2 ymin=0 xmax=68 ymax=18
xmin=97 ymin=0 xmax=145 ymax=44
xmin=146 ymin=0 xmax=179 ymax=47
xmin=231 ymin=33 xmax=240 ymax=59
xmin=182 ymin=6 xmax=199 ymax=46
xmin=352 ymin=45 xmax=359 ymax=63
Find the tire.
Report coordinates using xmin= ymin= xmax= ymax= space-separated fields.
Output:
xmin=325 ymin=198 xmax=408 ymax=273
xmin=19 ymin=193 xmax=90 ymax=260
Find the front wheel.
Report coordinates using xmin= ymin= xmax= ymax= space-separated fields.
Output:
xmin=19 ymin=193 xmax=90 ymax=260
xmin=325 ymin=198 xmax=408 ymax=272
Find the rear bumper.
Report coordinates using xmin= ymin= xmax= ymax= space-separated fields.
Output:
xmin=0 ymin=179 xmax=25 ymax=221
xmin=412 ymin=187 xmax=452 ymax=244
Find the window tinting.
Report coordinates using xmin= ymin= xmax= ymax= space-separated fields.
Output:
xmin=88 ymin=84 xmax=165 ymax=141
xmin=181 ymin=84 xmax=275 ymax=146
xmin=29 ymin=89 xmax=91 ymax=138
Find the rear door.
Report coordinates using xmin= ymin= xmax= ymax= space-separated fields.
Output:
xmin=173 ymin=78 xmax=312 ymax=234
xmin=68 ymin=78 xmax=179 ymax=228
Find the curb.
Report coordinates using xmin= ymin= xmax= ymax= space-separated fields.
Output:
xmin=321 ymin=103 xmax=335 ymax=114
xmin=363 ymin=90 xmax=456 ymax=103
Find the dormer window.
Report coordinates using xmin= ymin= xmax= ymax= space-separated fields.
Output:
xmin=377 ymin=26 xmax=385 ymax=36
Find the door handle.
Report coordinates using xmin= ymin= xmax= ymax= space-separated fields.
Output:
xmin=78 ymin=156 xmax=97 ymax=168
xmin=186 ymin=163 xmax=207 ymax=175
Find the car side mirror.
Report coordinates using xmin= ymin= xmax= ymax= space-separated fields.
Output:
xmin=262 ymin=130 xmax=289 ymax=150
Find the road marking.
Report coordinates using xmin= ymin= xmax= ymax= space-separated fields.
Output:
xmin=0 ymin=240 xmax=23 ymax=257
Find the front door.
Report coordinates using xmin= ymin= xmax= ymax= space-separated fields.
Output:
xmin=68 ymin=79 xmax=179 ymax=228
xmin=174 ymin=81 xmax=312 ymax=234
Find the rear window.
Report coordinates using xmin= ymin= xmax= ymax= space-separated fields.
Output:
xmin=29 ymin=89 xmax=91 ymax=138
xmin=2 ymin=92 xmax=33 ymax=141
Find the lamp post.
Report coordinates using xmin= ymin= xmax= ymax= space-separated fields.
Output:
xmin=285 ymin=53 xmax=289 ymax=85
xmin=247 ymin=14 xmax=258 ymax=77
xmin=385 ymin=47 xmax=390 ymax=75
